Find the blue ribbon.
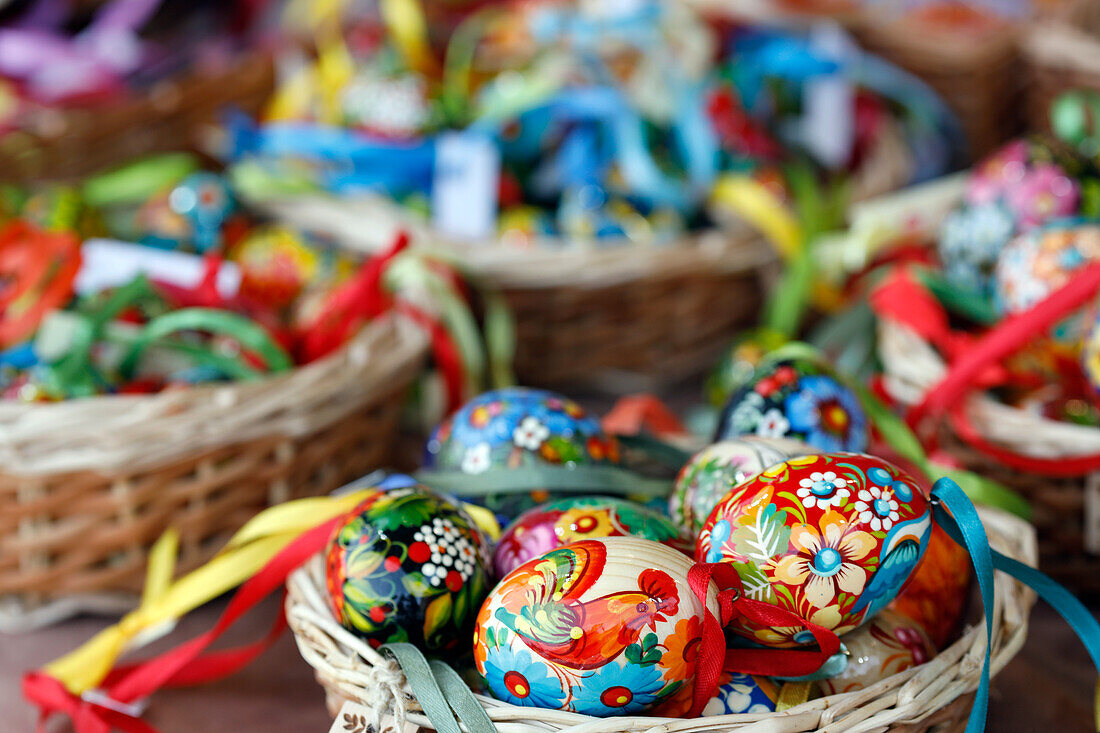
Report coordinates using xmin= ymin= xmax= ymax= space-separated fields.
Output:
xmin=932 ymin=477 xmax=1100 ymax=733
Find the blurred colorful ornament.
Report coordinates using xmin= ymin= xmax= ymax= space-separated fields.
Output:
xmin=715 ymin=360 xmax=869 ymax=453
xmin=939 ymin=138 xmax=1083 ymax=297
xmin=888 ymin=524 xmax=971 ymax=649
xmin=706 ymin=328 xmax=789 ymax=408
xmin=670 ymin=437 xmax=817 ymax=533
xmin=818 ymin=610 xmax=935 ymax=696
xmin=493 ymin=496 xmax=692 ymax=577
xmin=342 ymin=70 xmax=430 ymax=138
xmin=134 ymin=172 xmax=235 ymax=253
xmin=697 ymin=453 xmax=931 ymax=647
xmin=474 ymin=537 xmax=711 ymax=716
xmin=995 ymin=224 xmax=1100 ymax=319
xmin=326 ymin=477 xmax=492 ymax=652
xmin=233 ymin=225 xmax=322 ymax=308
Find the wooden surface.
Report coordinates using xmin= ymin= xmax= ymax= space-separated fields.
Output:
xmin=2 ymin=598 xmax=1095 ymax=732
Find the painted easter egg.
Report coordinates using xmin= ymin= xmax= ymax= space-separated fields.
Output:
xmin=493 ymin=496 xmax=693 ymax=577
xmin=474 ymin=537 xmax=715 ymax=716
xmin=995 ymin=224 xmax=1100 ymax=323
xmin=670 ymin=437 xmax=818 ymax=533
xmin=326 ymin=478 xmax=492 ymax=653
xmin=705 ymin=328 xmax=789 ymax=408
xmin=888 ymin=523 xmax=971 ymax=649
xmin=938 ymin=138 xmax=1082 ymax=297
xmin=817 ymin=610 xmax=935 ymax=695
xmin=697 ymin=453 xmax=932 ymax=647
xmin=703 ymin=671 xmax=779 ymax=716
xmin=421 ymin=387 xmax=624 ymax=517
xmin=714 ymin=360 xmax=869 ymax=454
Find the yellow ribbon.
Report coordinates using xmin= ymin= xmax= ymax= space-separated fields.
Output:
xmin=42 ymin=488 xmax=501 ymax=696
xmin=43 ymin=489 xmax=379 ymax=695
xmin=379 ymin=0 xmax=439 ymax=78
xmin=776 ymin=680 xmax=814 ymax=711
xmin=709 ymin=174 xmax=803 ymax=263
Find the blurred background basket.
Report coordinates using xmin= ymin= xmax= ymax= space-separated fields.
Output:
xmin=0 ymin=315 xmax=427 ymax=631
xmin=285 ymin=505 xmax=1034 ymax=732
xmin=1022 ymin=0 xmax=1100 ymax=135
xmin=879 ymin=318 xmax=1100 ymax=594
xmin=243 ymin=191 xmax=779 ymax=391
xmin=0 ymin=50 xmax=274 ymax=183
xmin=852 ymin=12 xmax=1021 ymax=160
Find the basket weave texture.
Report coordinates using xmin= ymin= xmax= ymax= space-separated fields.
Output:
xmin=879 ymin=317 xmax=1100 ymax=594
xmin=245 ymin=192 xmax=778 ymax=390
xmin=1022 ymin=0 xmax=1100 ymax=135
xmin=286 ymin=506 xmax=1035 ymax=733
xmin=0 ymin=51 xmax=274 ymax=183
xmin=0 ymin=316 xmax=427 ymax=630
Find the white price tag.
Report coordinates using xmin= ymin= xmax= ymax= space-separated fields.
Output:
xmin=431 ymin=131 xmax=500 ymax=242
xmin=801 ymin=23 xmax=856 ymax=170
xmin=75 ymin=239 xmax=241 ymax=297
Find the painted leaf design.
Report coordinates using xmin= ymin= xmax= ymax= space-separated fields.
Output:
xmin=423 ymin=593 xmax=452 ymax=642
xmin=343 ymin=578 xmax=384 ymax=609
xmin=731 ymin=503 xmax=791 ymax=563
xmin=733 ymin=561 xmax=776 ymax=604
xmin=401 ymin=571 xmax=433 ymax=598
xmin=453 ymin=584 xmax=469 ymax=627
xmin=345 ymin=547 xmax=384 ymax=577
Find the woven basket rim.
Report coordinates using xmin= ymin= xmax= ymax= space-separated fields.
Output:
xmin=286 ymin=505 xmax=1036 ymax=733
xmin=243 ymin=190 xmax=777 ymax=288
xmin=878 ymin=317 xmax=1100 ymax=460
xmin=0 ymin=315 xmax=429 ymax=477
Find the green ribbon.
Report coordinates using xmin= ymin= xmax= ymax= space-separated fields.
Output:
xmin=380 ymin=643 xmax=496 ymax=733
xmin=118 ymin=308 xmax=293 ymax=381
xmin=81 ymin=153 xmax=200 ymax=208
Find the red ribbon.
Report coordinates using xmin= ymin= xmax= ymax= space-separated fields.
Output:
xmin=601 ymin=394 xmax=689 ymax=438
xmin=686 ymin=562 xmax=840 ymax=718
xmin=23 ymin=518 xmax=342 ymax=733
xmin=871 ymin=263 xmax=1100 ymax=475
xmin=0 ymin=220 xmax=81 ymax=348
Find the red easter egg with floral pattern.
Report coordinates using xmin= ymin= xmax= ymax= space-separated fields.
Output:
xmin=696 ymin=453 xmax=931 ymax=647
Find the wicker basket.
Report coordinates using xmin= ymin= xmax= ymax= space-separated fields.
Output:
xmin=242 ymin=191 xmax=778 ymax=391
xmin=0 ymin=51 xmax=274 ymax=183
xmin=285 ymin=504 xmax=1034 ymax=732
xmin=851 ymin=13 xmax=1021 ymax=161
xmin=1022 ymin=0 xmax=1100 ymax=135
xmin=0 ymin=315 xmax=428 ymax=631
xmin=878 ymin=317 xmax=1100 ymax=594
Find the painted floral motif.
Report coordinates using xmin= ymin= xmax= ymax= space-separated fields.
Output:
xmin=818 ymin=610 xmax=936 ymax=695
xmin=889 ymin=524 xmax=971 ymax=649
xmin=996 ymin=225 xmax=1100 ymax=318
xmin=475 ymin=538 xmax=709 ymax=716
xmin=492 ymin=496 xmax=692 ymax=577
xmin=696 ymin=453 xmax=931 ymax=647
xmin=770 ymin=511 xmax=876 ymax=609
xmin=701 ymin=671 xmax=778 ymax=716
xmin=715 ymin=360 xmax=868 ymax=454
xmin=706 ymin=328 xmax=790 ymax=408
xmin=669 ymin=437 xmax=817 ymax=532
xmin=941 ymin=138 xmax=1083 ymax=297
xmin=422 ymin=388 xmax=624 ymax=518
xmin=796 ymin=471 xmax=850 ymax=510
xmin=325 ymin=478 xmax=491 ymax=652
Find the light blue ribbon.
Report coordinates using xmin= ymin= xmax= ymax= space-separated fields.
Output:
xmin=932 ymin=477 xmax=1100 ymax=733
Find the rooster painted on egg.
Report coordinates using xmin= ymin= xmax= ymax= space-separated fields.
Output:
xmin=474 ymin=537 xmax=716 ymax=716
xmin=697 ymin=453 xmax=931 ymax=647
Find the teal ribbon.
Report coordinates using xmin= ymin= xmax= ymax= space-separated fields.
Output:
xmin=932 ymin=477 xmax=1100 ymax=733
xmin=380 ymin=643 xmax=495 ymax=733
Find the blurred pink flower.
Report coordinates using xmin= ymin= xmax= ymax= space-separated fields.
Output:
xmin=1004 ymin=163 xmax=1079 ymax=230
xmin=966 ymin=140 xmax=1029 ymax=206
